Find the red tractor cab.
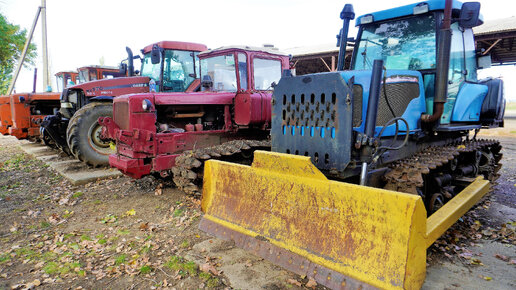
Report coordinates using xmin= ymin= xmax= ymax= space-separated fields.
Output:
xmin=101 ymin=46 xmax=290 ymax=188
xmin=41 ymin=41 xmax=208 ymax=167
xmin=55 ymin=71 xmax=78 ymax=92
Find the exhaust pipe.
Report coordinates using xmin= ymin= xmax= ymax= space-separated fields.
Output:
xmin=126 ymin=47 xmax=135 ymax=77
xmin=337 ymin=4 xmax=355 ymax=71
xmin=422 ymin=0 xmax=452 ymax=123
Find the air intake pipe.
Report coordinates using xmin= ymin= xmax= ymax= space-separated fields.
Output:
xmin=337 ymin=4 xmax=355 ymax=71
xmin=126 ymin=46 xmax=135 ymax=77
xmin=422 ymin=0 xmax=452 ymax=123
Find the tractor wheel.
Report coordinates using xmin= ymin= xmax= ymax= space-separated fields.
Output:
xmin=66 ymin=102 xmax=113 ymax=167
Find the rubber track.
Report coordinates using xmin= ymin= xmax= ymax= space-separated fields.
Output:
xmin=172 ymin=139 xmax=271 ymax=196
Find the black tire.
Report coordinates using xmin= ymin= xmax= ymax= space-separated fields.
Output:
xmin=66 ymin=102 xmax=113 ymax=167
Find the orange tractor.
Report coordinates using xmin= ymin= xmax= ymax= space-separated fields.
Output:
xmin=0 ymin=66 xmax=121 ymax=140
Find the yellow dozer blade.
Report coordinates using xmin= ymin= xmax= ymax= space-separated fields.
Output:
xmin=200 ymin=151 xmax=490 ymax=290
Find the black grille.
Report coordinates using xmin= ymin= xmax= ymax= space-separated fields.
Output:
xmin=352 ymin=85 xmax=363 ymax=127
xmin=114 ymin=102 xmax=129 ymax=130
xmin=376 ymin=82 xmax=419 ymax=126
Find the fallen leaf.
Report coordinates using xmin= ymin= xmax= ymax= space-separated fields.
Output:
xmin=139 ymin=223 xmax=149 ymax=231
xmin=494 ymin=254 xmax=509 ymax=262
xmin=125 ymin=209 xmax=136 ymax=216
xmin=483 ymin=276 xmax=492 ymax=281
xmin=509 ymin=259 xmax=516 ymax=265
xmin=287 ymin=278 xmax=302 ymax=287
xmin=200 ymin=263 xmax=219 ymax=275
xmin=470 ymin=258 xmax=484 ymax=266
xmin=306 ymin=277 xmax=317 ymax=288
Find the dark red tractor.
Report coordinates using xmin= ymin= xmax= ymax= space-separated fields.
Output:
xmin=100 ymin=46 xmax=290 ymax=194
xmin=40 ymin=41 xmax=207 ymax=167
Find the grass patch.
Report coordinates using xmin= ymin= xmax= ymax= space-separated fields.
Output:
xmin=115 ymin=254 xmax=127 ymax=265
xmin=117 ymin=229 xmax=130 ymax=235
xmin=199 ymin=272 xmax=221 ymax=288
xmin=72 ymin=191 xmax=83 ymax=198
xmin=97 ymin=239 xmax=107 ymax=245
xmin=139 ymin=265 xmax=152 ymax=274
xmin=180 ymin=240 xmax=190 ymax=248
xmin=80 ymin=234 xmax=92 ymax=241
xmin=0 ymin=253 xmax=11 ymax=263
xmin=40 ymin=221 xmax=51 ymax=229
xmin=43 ymin=262 xmax=59 ymax=275
xmin=164 ymin=256 xmax=197 ymax=275
xmin=173 ymin=209 xmax=184 ymax=217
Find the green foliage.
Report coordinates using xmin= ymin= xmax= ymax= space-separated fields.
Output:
xmin=0 ymin=12 xmax=37 ymax=94
xmin=115 ymin=254 xmax=127 ymax=265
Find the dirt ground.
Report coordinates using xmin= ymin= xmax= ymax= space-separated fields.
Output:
xmin=0 ymin=121 xmax=514 ymax=290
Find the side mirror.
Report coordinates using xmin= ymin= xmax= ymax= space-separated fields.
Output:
xmin=477 ymin=54 xmax=492 ymax=69
xmin=119 ymin=63 xmax=127 ymax=75
xmin=459 ymin=2 xmax=481 ymax=28
xmin=151 ymin=45 xmax=161 ymax=64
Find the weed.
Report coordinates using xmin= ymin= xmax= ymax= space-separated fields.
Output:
xmin=115 ymin=254 xmax=127 ymax=265
xmin=139 ymin=265 xmax=152 ymax=274
xmin=72 ymin=191 xmax=83 ymax=198
xmin=144 ymin=234 xmax=152 ymax=241
xmin=0 ymin=253 xmax=10 ymax=263
xmin=80 ymin=234 xmax=91 ymax=241
xmin=40 ymin=221 xmax=50 ymax=228
xmin=43 ymin=262 xmax=59 ymax=275
xmin=180 ymin=240 xmax=190 ymax=248
xmin=173 ymin=209 xmax=184 ymax=217
xmin=183 ymin=261 xmax=198 ymax=275
xmin=117 ymin=229 xmax=130 ymax=235
xmin=101 ymin=214 xmax=118 ymax=224
xmin=97 ymin=239 xmax=107 ymax=245
xmin=164 ymin=256 xmax=182 ymax=271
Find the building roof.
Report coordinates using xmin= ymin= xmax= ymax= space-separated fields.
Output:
xmin=474 ymin=16 xmax=516 ymax=36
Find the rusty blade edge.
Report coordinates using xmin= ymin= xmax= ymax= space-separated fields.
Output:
xmin=199 ymin=217 xmax=379 ymax=290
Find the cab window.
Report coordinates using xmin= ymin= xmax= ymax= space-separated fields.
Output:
xmin=253 ymin=58 xmax=281 ymax=90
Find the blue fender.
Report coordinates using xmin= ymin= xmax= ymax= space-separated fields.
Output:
xmin=451 ymin=83 xmax=488 ymax=122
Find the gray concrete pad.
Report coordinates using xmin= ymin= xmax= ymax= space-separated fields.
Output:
xmin=18 ymin=141 xmax=121 ymax=185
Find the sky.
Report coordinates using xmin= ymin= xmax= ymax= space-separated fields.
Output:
xmin=1 ymin=0 xmax=515 ymax=100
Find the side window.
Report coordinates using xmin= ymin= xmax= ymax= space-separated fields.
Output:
xmin=463 ymin=28 xmax=477 ymax=82
xmin=238 ymin=53 xmax=248 ymax=90
xmin=253 ymin=58 xmax=281 ymax=90
xmin=89 ymin=69 xmax=98 ymax=81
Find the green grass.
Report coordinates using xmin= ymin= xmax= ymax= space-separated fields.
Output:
xmin=139 ymin=265 xmax=152 ymax=274
xmin=72 ymin=191 xmax=83 ymax=199
xmin=173 ymin=209 xmax=184 ymax=217
xmin=115 ymin=254 xmax=127 ymax=265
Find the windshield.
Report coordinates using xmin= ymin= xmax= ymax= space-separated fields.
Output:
xmin=56 ymin=75 xmax=64 ymax=92
xmin=353 ymin=14 xmax=436 ymax=71
xmin=141 ymin=50 xmax=200 ymax=92
xmin=200 ymin=54 xmax=238 ymax=92
xmin=78 ymin=69 xmax=89 ymax=84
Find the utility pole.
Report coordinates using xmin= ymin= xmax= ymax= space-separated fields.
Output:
xmin=41 ymin=0 xmax=50 ymax=91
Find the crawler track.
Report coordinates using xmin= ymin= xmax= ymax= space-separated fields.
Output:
xmin=172 ymin=139 xmax=271 ymax=196
xmin=384 ymin=139 xmax=502 ymax=213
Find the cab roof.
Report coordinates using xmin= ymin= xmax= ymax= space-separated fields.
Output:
xmin=199 ymin=45 xmax=289 ymax=57
xmin=355 ymin=0 xmax=483 ymax=26
xmin=141 ymin=41 xmax=207 ymax=54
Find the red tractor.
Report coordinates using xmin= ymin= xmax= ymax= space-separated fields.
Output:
xmin=100 ymin=46 xmax=290 ymax=194
xmin=41 ymin=41 xmax=207 ymax=166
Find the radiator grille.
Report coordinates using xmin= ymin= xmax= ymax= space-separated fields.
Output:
xmin=352 ymin=85 xmax=363 ymax=127
xmin=376 ymin=82 xmax=420 ymax=126
xmin=114 ymin=102 xmax=129 ymax=130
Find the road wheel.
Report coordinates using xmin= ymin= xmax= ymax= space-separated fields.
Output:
xmin=66 ymin=102 xmax=113 ymax=167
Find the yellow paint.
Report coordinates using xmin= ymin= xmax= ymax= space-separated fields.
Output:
xmin=425 ymin=176 xmax=490 ymax=247
xmin=201 ymin=151 xmax=490 ymax=290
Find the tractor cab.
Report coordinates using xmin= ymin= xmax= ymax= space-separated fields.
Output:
xmin=76 ymin=65 xmax=124 ymax=84
xmin=55 ymin=71 xmax=78 ymax=92
xmin=138 ymin=41 xmax=208 ymax=93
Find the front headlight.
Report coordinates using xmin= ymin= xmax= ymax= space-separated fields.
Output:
xmin=142 ymin=99 xmax=152 ymax=111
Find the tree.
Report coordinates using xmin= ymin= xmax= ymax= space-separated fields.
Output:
xmin=0 ymin=12 xmax=37 ymax=95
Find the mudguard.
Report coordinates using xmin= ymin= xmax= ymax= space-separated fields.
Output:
xmin=200 ymin=151 xmax=490 ymax=289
